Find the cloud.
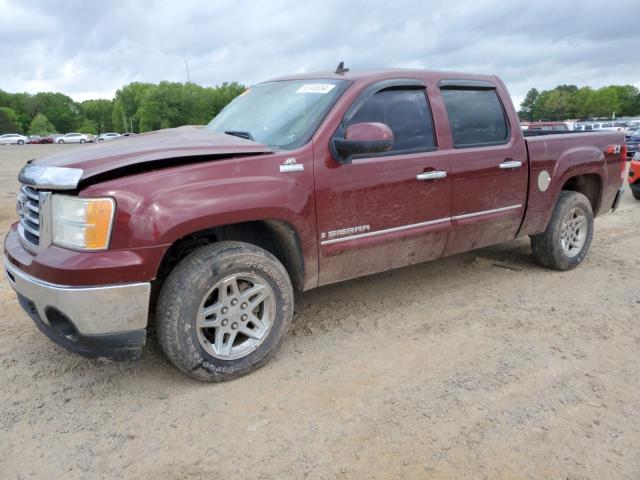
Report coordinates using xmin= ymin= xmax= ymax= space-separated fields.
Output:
xmin=1 ymin=0 xmax=639 ymax=107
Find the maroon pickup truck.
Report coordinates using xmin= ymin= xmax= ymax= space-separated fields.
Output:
xmin=4 ymin=69 xmax=626 ymax=381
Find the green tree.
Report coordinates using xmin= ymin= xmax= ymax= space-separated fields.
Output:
xmin=582 ymin=87 xmax=620 ymax=118
xmin=28 ymin=113 xmax=57 ymax=135
xmin=77 ymin=118 xmax=97 ymax=134
xmin=81 ymin=99 xmax=114 ymax=133
xmin=519 ymin=88 xmax=539 ymax=121
xmin=112 ymin=82 xmax=155 ymax=133
xmin=0 ymin=107 xmax=21 ymax=134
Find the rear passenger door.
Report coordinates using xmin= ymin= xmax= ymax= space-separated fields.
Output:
xmin=438 ymin=82 xmax=529 ymax=256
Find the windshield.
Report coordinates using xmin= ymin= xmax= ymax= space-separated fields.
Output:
xmin=206 ymin=79 xmax=349 ymax=150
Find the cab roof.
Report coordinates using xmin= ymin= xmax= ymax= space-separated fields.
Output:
xmin=269 ymin=68 xmax=502 ymax=86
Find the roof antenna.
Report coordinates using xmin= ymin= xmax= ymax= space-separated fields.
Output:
xmin=335 ymin=61 xmax=349 ymax=74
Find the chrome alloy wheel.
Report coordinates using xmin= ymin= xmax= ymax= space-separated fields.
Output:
xmin=195 ymin=273 xmax=275 ymax=360
xmin=560 ymin=207 xmax=587 ymax=258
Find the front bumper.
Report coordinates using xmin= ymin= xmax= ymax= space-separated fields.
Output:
xmin=4 ymin=258 xmax=150 ymax=361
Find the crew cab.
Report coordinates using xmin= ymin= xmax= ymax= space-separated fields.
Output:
xmin=4 ymin=69 xmax=626 ymax=381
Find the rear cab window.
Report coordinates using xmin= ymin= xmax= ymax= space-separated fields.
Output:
xmin=439 ymin=85 xmax=509 ymax=148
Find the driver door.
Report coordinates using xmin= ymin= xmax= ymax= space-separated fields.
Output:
xmin=314 ymin=82 xmax=452 ymax=286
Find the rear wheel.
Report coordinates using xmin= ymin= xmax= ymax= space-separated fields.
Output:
xmin=632 ymin=184 xmax=640 ymax=200
xmin=58 ymin=139 xmax=64 ymax=144
xmin=156 ymin=241 xmax=294 ymax=382
xmin=80 ymin=139 xmax=86 ymax=144
xmin=17 ymin=140 xmax=24 ymax=145
xmin=531 ymin=191 xmax=594 ymax=270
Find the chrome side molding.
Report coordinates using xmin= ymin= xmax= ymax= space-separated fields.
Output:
xmin=452 ymin=204 xmax=522 ymax=220
xmin=320 ymin=217 xmax=450 ymax=245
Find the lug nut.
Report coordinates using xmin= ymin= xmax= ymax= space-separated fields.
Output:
xmin=221 ymin=307 xmax=228 ymax=314
xmin=221 ymin=319 xmax=228 ymax=326
xmin=231 ymin=322 xmax=238 ymax=330
xmin=241 ymin=302 xmax=248 ymax=309
xmin=231 ymin=299 xmax=238 ymax=306
xmin=241 ymin=314 xmax=248 ymax=321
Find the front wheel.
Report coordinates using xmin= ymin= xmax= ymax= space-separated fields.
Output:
xmin=156 ymin=241 xmax=294 ymax=382
xmin=531 ymin=191 xmax=594 ymax=270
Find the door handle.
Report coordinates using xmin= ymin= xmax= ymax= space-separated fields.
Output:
xmin=499 ymin=160 xmax=523 ymax=169
xmin=417 ymin=170 xmax=447 ymax=181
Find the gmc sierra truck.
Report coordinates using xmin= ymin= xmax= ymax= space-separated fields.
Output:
xmin=4 ymin=69 xmax=626 ymax=381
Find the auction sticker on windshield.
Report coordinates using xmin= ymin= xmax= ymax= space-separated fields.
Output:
xmin=296 ymin=84 xmax=336 ymax=94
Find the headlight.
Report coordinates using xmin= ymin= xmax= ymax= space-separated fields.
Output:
xmin=52 ymin=195 xmax=115 ymax=250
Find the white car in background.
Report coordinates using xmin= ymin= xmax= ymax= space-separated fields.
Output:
xmin=0 ymin=133 xmax=28 ymax=145
xmin=57 ymin=132 xmax=93 ymax=144
xmin=98 ymin=132 xmax=122 ymax=141
xmin=591 ymin=122 xmax=627 ymax=132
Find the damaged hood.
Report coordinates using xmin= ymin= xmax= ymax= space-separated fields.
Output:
xmin=21 ymin=126 xmax=273 ymax=189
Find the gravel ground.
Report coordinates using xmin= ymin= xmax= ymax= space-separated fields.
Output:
xmin=0 ymin=144 xmax=638 ymax=480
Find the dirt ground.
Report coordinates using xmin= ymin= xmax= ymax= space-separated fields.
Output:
xmin=0 ymin=144 xmax=638 ymax=479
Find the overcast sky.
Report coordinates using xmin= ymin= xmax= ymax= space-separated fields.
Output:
xmin=1 ymin=0 xmax=639 ymax=107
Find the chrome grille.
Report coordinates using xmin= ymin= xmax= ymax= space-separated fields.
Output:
xmin=17 ymin=185 xmax=42 ymax=250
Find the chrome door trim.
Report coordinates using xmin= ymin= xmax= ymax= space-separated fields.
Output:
xmin=452 ymin=204 xmax=522 ymax=221
xmin=320 ymin=217 xmax=450 ymax=245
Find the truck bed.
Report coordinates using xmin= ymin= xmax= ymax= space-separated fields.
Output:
xmin=520 ymin=130 xmax=625 ymax=236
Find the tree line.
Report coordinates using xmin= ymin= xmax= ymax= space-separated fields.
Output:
xmin=0 ymin=81 xmax=246 ymax=136
xmin=518 ymin=84 xmax=640 ymax=122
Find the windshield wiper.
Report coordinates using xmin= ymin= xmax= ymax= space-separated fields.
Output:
xmin=224 ymin=130 xmax=255 ymax=141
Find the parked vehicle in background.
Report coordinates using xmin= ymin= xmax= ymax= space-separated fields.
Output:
xmin=625 ymin=132 xmax=640 ymax=159
xmin=121 ymin=132 xmax=137 ymax=137
xmin=574 ymin=124 xmax=594 ymax=132
xmin=98 ymin=132 xmax=122 ymax=142
xmin=592 ymin=122 xmax=627 ymax=132
xmin=26 ymin=135 xmax=42 ymax=144
xmin=56 ymin=133 xmax=93 ymax=144
xmin=629 ymin=152 xmax=640 ymax=200
xmin=40 ymin=134 xmax=63 ymax=144
xmin=522 ymin=122 xmax=568 ymax=132
xmin=0 ymin=134 xmax=28 ymax=145
xmin=4 ymin=68 xmax=627 ymax=381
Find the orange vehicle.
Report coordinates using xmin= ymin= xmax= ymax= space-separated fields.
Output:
xmin=629 ymin=152 xmax=640 ymax=200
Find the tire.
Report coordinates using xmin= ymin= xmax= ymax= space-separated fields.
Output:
xmin=58 ymin=139 xmax=64 ymax=144
xmin=531 ymin=191 xmax=594 ymax=271
xmin=17 ymin=140 xmax=24 ymax=145
xmin=80 ymin=139 xmax=86 ymax=144
xmin=632 ymin=185 xmax=640 ymax=201
xmin=156 ymin=241 xmax=294 ymax=382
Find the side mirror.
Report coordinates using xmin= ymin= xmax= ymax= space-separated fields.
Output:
xmin=333 ymin=122 xmax=394 ymax=163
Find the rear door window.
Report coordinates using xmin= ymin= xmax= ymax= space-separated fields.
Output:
xmin=347 ymin=89 xmax=436 ymax=153
xmin=441 ymin=88 xmax=509 ymax=147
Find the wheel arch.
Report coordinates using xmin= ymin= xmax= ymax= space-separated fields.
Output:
xmin=560 ymin=173 xmax=603 ymax=213
xmin=152 ymin=219 xmax=306 ymax=305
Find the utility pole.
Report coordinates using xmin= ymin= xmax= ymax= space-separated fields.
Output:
xmin=184 ymin=59 xmax=191 ymax=84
